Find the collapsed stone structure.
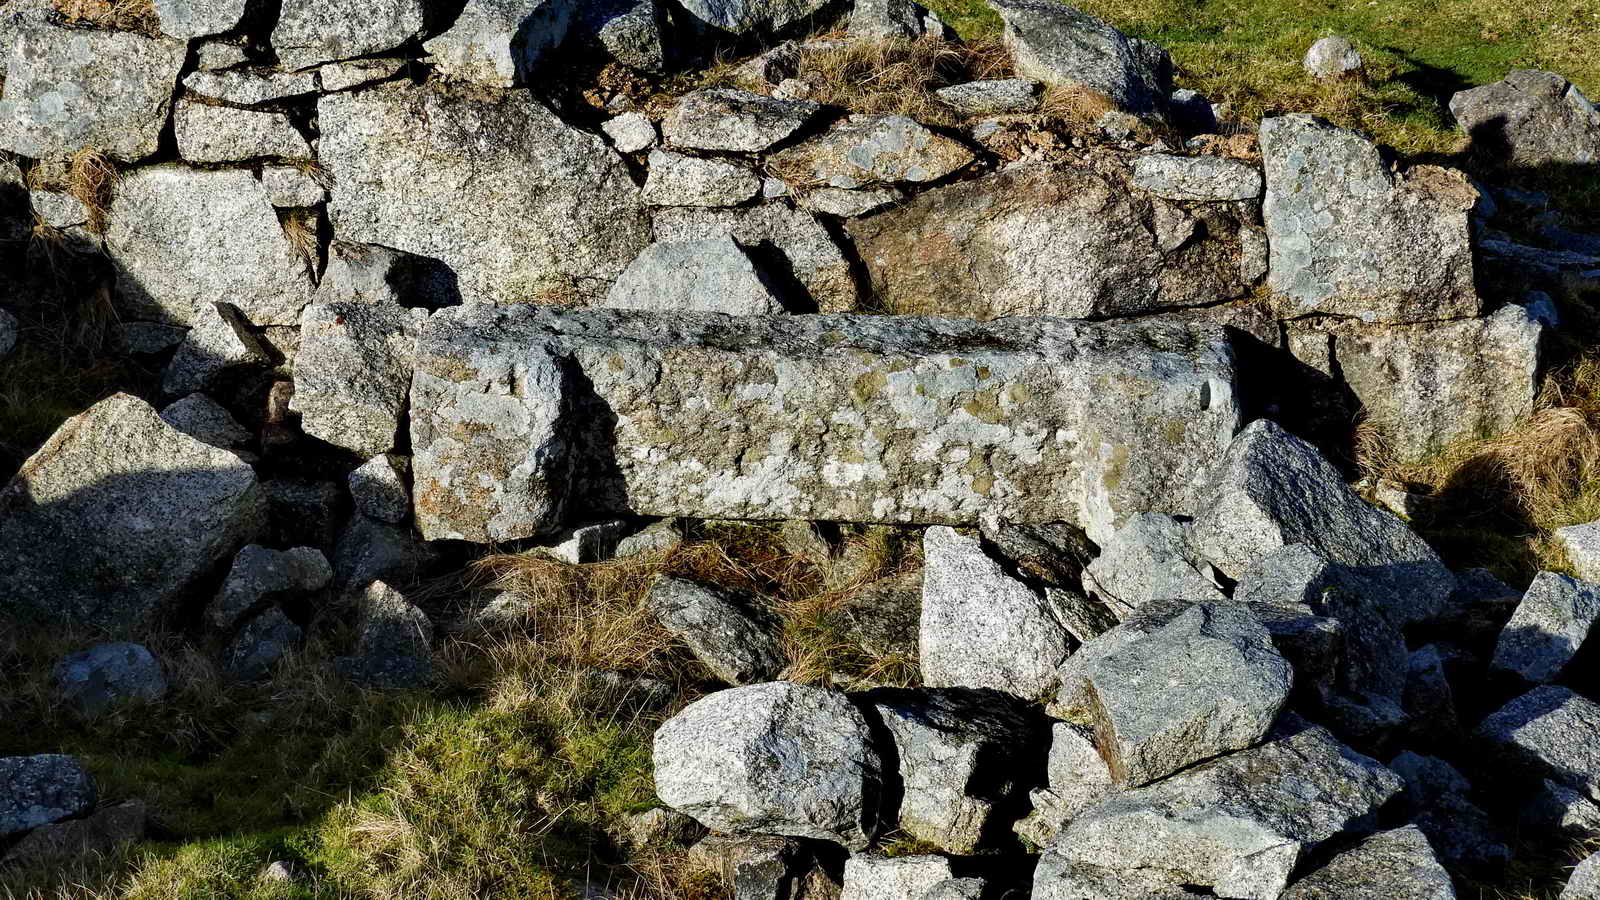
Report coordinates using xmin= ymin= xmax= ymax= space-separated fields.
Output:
xmin=2 ymin=0 xmax=1600 ymax=895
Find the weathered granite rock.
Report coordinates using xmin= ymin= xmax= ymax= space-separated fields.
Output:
xmin=841 ymin=855 xmax=952 ymax=900
xmin=849 ymin=0 xmax=944 ymax=39
xmin=335 ymin=581 xmax=435 ymax=688
xmin=321 ymin=82 xmax=650 ymax=305
xmin=1402 ymin=645 xmax=1462 ymax=745
xmin=849 ymin=160 xmax=1266 ymax=318
xmin=318 ymin=57 xmax=409 ymax=91
xmin=529 ymin=519 xmax=640 ymax=563
xmin=0 ymin=755 xmax=95 ymax=838
xmin=1388 ymin=751 xmax=1509 ymax=869
xmin=183 ymin=68 xmax=319 ymax=104
xmin=649 ymin=577 xmax=786 ymax=685
xmin=1260 ymin=115 xmax=1481 ymax=323
xmin=1188 ymin=419 xmax=1456 ymax=626
xmin=664 ymin=88 xmax=822 ymax=153
xmin=195 ymin=39 xmax=249 ymax=69
xmin=654 ymin=681 xmax=883 ymax=849
xmin=408 ymin=306 xmax=1242 ymax=544
xmin=920 ymin=526 xmax=1073 ymax=700
xmin=174 ymin=101 xmax=309 ymax=163
xmin=1528 ymin=779 xmax=1600 ymax=833
xmin=771 ymin=115 xmax=974 ymax=189
xmin=986 ymin=0 xmax=1169 ymax=116
xmin=154 ymin=0 xmax=249 ymax=39
xmin=865 ymin=687 xmax=1047 ymax=852
xmin=291 ymin=303 xmax=428 ymax=457
xmin=1080 ymin=513 xmax=1224 ymax=620
xmin=317 ymin=241 xmax=459 ymax=310
xmin=935 ymin=78 xmax=1042 ymax=114
xmin=1048 ymin=717 xmax=1404 ymax=900
xmin=1051 ymin=601 xmax=1292 ymax=786
xmin=653 ymin=204 xmax=857 ymax=312
xmin=0 ymin=19 xmax=186 ymax=161
xmin=643 ymin=149 xmax=763 ymax=207
xmin=604 ymin=112 xmax=657 ymax=153
xmin=162 ymin=302 xmax=275 ymax=397
xmin=1015 ymin=721 xmax=1114 ymax=846
xmin=796 ymin=185 xmax=904 ymax=218
xmin=223 ymin=606 xmax=302 ymax=680
xmin=1565 ymin=851 xmax=1600 ymax=900
xmin=423 ymin=0 xmax=574 ymax=87
xmin=1477 ymin=685 xmax=1600 ymax=800
xmin=1132 ymin=153 xmax=1263 ymax=201
xmin=1233 ymin=543 xmax=1409 ymax=719
xmin=604 ymin=238 xmax=784 ymax=314
xmin=1557 ymin=521 xmax=1600 ymax=582
xmin=53 ymin=643 xmax=168 ymax=717
xmin=1492 ymin=571 xmax=1600 ymax=684
xmin=837 ymin=572 xmax=922 ymax=663
xmin=572 ymin=0 xmax=665 ymax=72
xmin=1450 ymin=70 xmax=1600 ymax=167
xmin=1 ymin=801 xmax=145 ymax=869
xmin=624 ymin=807 xmax=704 ymax=849
xmin=687 ymin=833 xmax=835 ymax=900
xmin=331 ymin=515 xmax=439 ymax=594
xmin=160 ymin=393 xmax=253 ymax=453
xmin=272 ymin=0 xmax=429 ymax=70
xmin=1280 ymin=826 xmax=1454 ymax=899
xmin=209 ymin=544 xmax=332 ymax=632
xmin=923 ymin=879 xmax=986 ymax=900
xmin=676 ymin=0 xmax=831 ymax=35
xmin=0 ymin=394 xmax=262 ymax=634
xmin=1286 ymin=303 xmax=1543 ymax=462
xmin=1302 ymin=36 xmax=1362 ymax=80
xmin=1032 ymin=856 xmax=1195 ymax=900
xmin=350 ymin=455 xmax=411 ymax=524
xmin=979 ymin=516 xmax=1094 ymax=588
xmin=107 ymin=167 xmax=315 ymax=328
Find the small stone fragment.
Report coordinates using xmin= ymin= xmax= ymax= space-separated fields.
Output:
xmin=335 ymin=581 xmax=435 ymax=689
xmin=53 ymin=643 xmax=168 ymax=717
xmin=663 ymin=88 xmax=821 ymax=153
xmin=840 ymin=855 xmax=953 ymax=900
xmin=648 ymin=577 xmax=786 ymax=685
xmin=223 ymin=607 xmax=302 ymax=680
xmin=209 ymin=544 xmax=333 ymax=633
xmin=771 ymin=115 xmax=975 ymax=189
xmin=603 ymin=112 xmax=657 ymax=153
xmin=291 ymin=303 xmax=428 ymax=457
xmin=160 ymin=393 xmax=254 ymax=453
xmin=603 ymin=238 xmax=784 ymax=314
xmin=1302 ymin=36 xmax=1362 ymax=80
xmin=423 ymin=0 xmax=574 ymax=87
xmin=643 ymin=149 xmax=762 ymax=207
xmin=1492 ymin=571 xmax=1600 ymax=683
xmin=1280 ymin=825 xmax=1453 ymax=899
xmin=349 ymin=455 xmax=411 ymax=524
xmin=935 ymin=78 xmax=1043 ymax=115
xmin=174 ymin=101 xmax=310 ymax=163
xmin=1133 ymin=153 xmax=1263 ymax=201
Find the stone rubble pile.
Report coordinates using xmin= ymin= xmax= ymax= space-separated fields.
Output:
xmin=2 ymin=0 xmax=1600 ymax=893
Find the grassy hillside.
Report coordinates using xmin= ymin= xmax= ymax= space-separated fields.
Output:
xmin=929 ymin=0 xmax=1600 ymax=154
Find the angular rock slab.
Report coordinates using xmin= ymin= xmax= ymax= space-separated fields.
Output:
xmin=0 ymin=394 xmax=262 ymax=634
xmin=920 ymin=525 xmax=1072 ymax=700
xmin=841 ymin=855 xmax=953 ymax=900
xmin=423 ymin=0 xmax=575 ymax=87
xmin=0 ymin=755 xmax=96 ymax=838
xmin=175 ymin=101 xmax=310 ymax=163
xmin=771 ymin=115 xmax=975 ymax=189
xmin=1280 ymin=825 xmax=1455 ymax=899
xmin=1260 ymin=114 xmax=1481 ymax=323
xmin=676 ymin=0 xmax=831 ymax=35
xmin=1451 ymin=70 xmax=1600 ymax=167
xmin=1080 ymin=512 xmax=1225 ymax=620
xmin=209 ymin=544 xmax=333 ymax=632
xmin=53 ymin=642 xmax=168 ymax=717
xmin=1287 ymin=302 xmax=1543 ymax=463
xmin=321 ymin=82 xmax=650 ymax=306
xmin=849 ymin=160 xmax=1266 ymax=319
xmin=663 ymin=88 xmax=821 ymax=153
xmin=653 ymin=203 xmax=858 ymax=313
xmin=292 ymin=302 xmax=429 ymax=458
xmin=1558 ymin=520 xmax=1600 ymax=583
xmin=1050 ymin=601 xmax=1293 ymax=787
xmin=335 ymin=580 xmax=435 ymax=688
xmin=272 ymin=0 xmax=429 ymax=70
xmin=864 ymin=686 xmax=1048 ymax=853
xmin=1476 ymin=685 xmax=1600 ymax=801
xmin=1492 ymin=571 xmax=1600 ymax=684
xmin=648 ymin=576 xmax=786 ymax=685
xmin=1188 ymin=419 xmax=1456 ymax=627
xmin=986 ymin=0 xmax=1169 ymax=116
xmin=653 ymin=681 xmax=884 ymax=850
xmin=155 ymin=0 xmax=250 ymax=39
xmin=1565 ymin=851 xmax=1600 ymax=900
xmin=604 ymin=238 xmax=784 ymax=314
xmin=106 ymin=167 xmax=315 ymax=328
xmin=409 ymin=305 xmax=1242 ymax=544
xmin=0 ymin=18 xmax=186 ymax=161
xmin=643 ymin=149 xmax=762 ymax=207
xmin=1133 ymin=153 xmax=1263 ymax=202
xmin=1048 ymin=717 xmax=1404 ymax=900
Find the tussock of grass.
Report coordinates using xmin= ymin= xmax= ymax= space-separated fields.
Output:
xmin=787 ymin=34 xmax=1010 ymax=129
xmin=64 ymin=149 xmax=118 ymax=236
xmin=276 ymin=207 xmax=321 ymax=279
xmin=52 ymin=0 xmax=158 ymax=34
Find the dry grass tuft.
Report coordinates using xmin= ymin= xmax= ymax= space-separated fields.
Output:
xmin=789 ymin=35 xmax=1008 ymax=128
xmin=276 ymin=207 xmax=321 ymax=279
xmin=52 ymin=0 xmax=158 ymax=34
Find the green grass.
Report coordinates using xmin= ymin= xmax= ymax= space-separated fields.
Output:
xmin=926 ymin=0 xmax=1600 ymax=155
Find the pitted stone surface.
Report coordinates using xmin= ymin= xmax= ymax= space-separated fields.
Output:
xmin=850 ymin=161 xmax=1266 ymax=319
xmin=423 ymin=0 xmax=575 ymax=87
xmin=0 ymin=18 xmax=186 ymax=161
xmin=408 ymin=305 xmax=1242 ymax=543
xmin=107 ymin=167 xmax=315 ymax=328
xmin=272 ymin=0 xmax=429 ymax=70
xmin=1260 ymin=114 xmax=1481 ymax=323
xmin=320 ymin=82 xmax=649 ymax=306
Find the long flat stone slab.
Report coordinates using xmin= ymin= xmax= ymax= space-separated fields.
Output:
xmin=408 ymin=305 xmax=1242 ymax=544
